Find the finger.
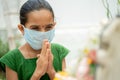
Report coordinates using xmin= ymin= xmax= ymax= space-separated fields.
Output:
xmin=48 ymin=49 xmax=53 ymax=62
xmin=50 ymin=51 xmax=53 ymax=61
xmin=41 ymin=39 xmax=49 ymax=55
xmin=47 ymin=42 xmax=51 ymax=49
xmin=42 ymin=39 xmax=48 ymax=49
xmin=49 ymin=49 xmax=53 ymax=56
xmin=42 ymin=40 xmax=50 ymax=55
xmin=46 ymin=49 xmax=50 ymax=58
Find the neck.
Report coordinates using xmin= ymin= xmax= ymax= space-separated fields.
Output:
xmin=25 ymin=43 xmax=41 ymax=54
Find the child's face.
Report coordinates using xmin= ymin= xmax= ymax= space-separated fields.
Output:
xmin=25 ymin=9 xmax=56 ymax=32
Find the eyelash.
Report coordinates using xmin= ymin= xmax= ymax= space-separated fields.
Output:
xmin=31 ymin=27 xmax=39 ymax=30
xmin=46 ymin=26 xmax=52 ymax=28
xmin=46 ymin=25 xmax=53 ymax=29
xmin=30 ymin=25 xmax=54 ymax=31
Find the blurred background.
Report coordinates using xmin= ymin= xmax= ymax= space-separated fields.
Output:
xmin=0 ymin=0 xmax=118 ymax=79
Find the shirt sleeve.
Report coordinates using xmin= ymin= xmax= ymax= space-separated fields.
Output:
xmin=53 ymin=43 xmax=70 ymax=61
xmin=0 ymin=49 xmax=17 ymax=72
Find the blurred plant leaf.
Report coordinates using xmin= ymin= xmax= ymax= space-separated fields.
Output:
xmin=0 ymin=39 xmax=9 ymax=57
xmin=118 ymin=0 xmax=120 ymax=4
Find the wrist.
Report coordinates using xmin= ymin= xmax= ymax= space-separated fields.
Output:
xmin=47 ymin=66 xmax=55 ymax=74
xmin=48 ymin=69 xmax=56 ymax=74
xmin=30 ymin=69 xmax=43 ymax=80
xmin=48 ymin=70 xmax=56 ymax=80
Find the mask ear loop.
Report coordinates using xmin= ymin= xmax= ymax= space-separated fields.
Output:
xmin=22 ymin=25 xmax=26 ymax=29
xmin=21 ymin=25 xmax=26 ymax=35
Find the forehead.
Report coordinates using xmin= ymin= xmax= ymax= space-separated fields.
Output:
xmin=26 ymin=9 xmax=54 ymax=25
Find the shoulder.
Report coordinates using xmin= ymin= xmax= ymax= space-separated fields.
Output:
xmin=51 ymin=43 xmax=70 ymax=60
xmin=0 ymin=48 xmax=19 ymax=72
xmin=51 ymin=43 xmax=68 ymax=50
xmin=51 ymin=43 xmax=61 ymax=47
xmin=1 ymin=48 xmax=19 ymax=58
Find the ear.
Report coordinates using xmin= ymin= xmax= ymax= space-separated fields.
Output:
xmin=18 ymin=24 xmax=24 ymax=35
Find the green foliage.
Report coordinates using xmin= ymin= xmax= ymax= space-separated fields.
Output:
xmin=0 ymin=39 xmax=9 ymax=58
xmin=0 ymin=71 xmax=5 ymax=80
xmin=102 ymin=0 xmax=112 ymax=19
xmin=118 ymin=0 xmax=120 ymax=4
xmin=0 ymin=39 xmax=20 ymax=79
xmin=0 ymin=39 xmax=8 ymax=79
xmin=102 ymin=0 xmax=120 ymax=19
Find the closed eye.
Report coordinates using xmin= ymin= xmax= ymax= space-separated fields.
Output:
xmin=30 ymin=25 xmax=39 ymax=31
xmin=45 ymin=24 xmax=54 ymax=31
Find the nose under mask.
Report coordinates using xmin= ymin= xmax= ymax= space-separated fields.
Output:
xmin=23 ymin=27 xmax=55 ymax=50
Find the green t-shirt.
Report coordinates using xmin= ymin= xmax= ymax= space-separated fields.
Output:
xmin=0 ymin=43 xmax=69 ymax=80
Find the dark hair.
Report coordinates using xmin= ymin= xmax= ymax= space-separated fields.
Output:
xmin=20 ymin=0 xmax=54 ymax=25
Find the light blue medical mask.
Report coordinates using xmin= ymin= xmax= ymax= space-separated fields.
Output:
xmin=23 ymin=26 xmax=55 ymax=50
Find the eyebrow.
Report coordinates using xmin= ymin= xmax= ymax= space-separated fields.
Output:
xmin=45 ymin=23 xmax=54 ymax=26
xmin=29 ymin=25 xmax=40 ymax=28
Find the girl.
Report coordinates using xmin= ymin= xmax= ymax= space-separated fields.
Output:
xmin=0 ymin=0 xmax=69 ymax=80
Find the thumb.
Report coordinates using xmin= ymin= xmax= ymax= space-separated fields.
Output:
xmin=37 ymin=54 xmax=40 ymax=58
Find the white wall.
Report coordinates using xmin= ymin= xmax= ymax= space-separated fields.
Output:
xmin=0 ymin=0 xmax=117 ymax=66
xmin=47 ymin=0 xmax=117 ymax=27
xmin=46 ymin=0 xmax=117 ymax=66
xmin=0 ymin=0 xmax=117 ymax=28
